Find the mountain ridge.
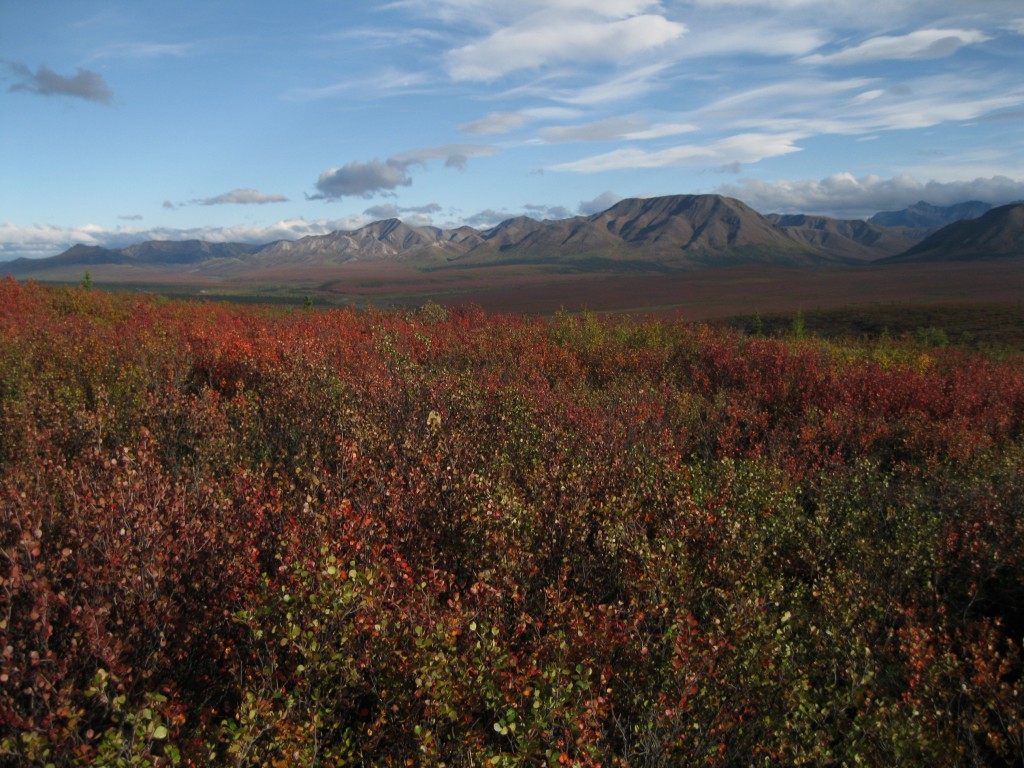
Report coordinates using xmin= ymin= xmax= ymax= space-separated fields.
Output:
xmin=880 ymin=203 xmax=1024 ymax=263
xmin=4 ymin=195 xmax=1010 ymax=277
xmin=868 ymin=200 xmax=995 ymax=231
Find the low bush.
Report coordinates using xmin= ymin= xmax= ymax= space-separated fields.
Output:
xmin=1 ymin=278 xmax=1022 ymax=766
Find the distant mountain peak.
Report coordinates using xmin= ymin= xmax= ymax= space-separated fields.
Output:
xmin=869 ymin=200 xmax=993 ymax=230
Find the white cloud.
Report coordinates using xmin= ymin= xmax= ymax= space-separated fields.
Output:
xmin=677 ymin=24 xmax=827 ymax=58
xmin=803 ymin=28 xmax=990 ymax=65
xmin=717 ymin=173 xmax=1024 ymax=218
xmin=579 ymin=191 xmax=624 ymax=214
xmin=394 ymin=0 xmax=665 ymax=24
xmin=850 ymin=89 xmax=885 ymax=105
xmin=447 ymin=11 xmax=685 ymax=80
xmin=550 ymin=132 xmax=804 ymax=172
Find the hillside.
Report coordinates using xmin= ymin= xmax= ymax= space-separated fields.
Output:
xmin=883 ymin=203 xmax=1024 ymax=262
xmin=3 ymin=240 xmax=266 ymax=274
xmin=766 ymin=213 xmax=916 ymax=261
xmin=249 ymin=219 xmax=461 ymax=267
xmin=588 ymin=194 xmax=831 ymax=266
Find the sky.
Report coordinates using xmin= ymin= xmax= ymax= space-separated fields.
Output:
xmin=2 ymin=0 xmax=1024 ymax=260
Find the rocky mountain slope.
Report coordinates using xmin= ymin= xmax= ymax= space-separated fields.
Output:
xmin=766 ymin=214 xmax=916 ymax=261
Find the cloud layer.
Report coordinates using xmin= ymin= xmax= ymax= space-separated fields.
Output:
xmin=717 ymin=173 xmax=1024 ymax=218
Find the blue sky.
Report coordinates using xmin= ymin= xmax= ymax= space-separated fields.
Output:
xmin=2 ymin=0 xmax=1024 ymax=259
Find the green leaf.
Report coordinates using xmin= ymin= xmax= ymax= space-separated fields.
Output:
xmin=152 ymin=725 xmax=168 ymax=740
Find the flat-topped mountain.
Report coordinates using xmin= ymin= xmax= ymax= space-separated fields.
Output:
xmin=881 ymin=203 xmax=1024 ymax=263
xmin=592 ymin=195 xmax=823 ymax=264
xmin=458 ymin=195 xmax=832 ymax=267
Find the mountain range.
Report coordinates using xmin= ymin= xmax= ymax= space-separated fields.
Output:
xmin=5 ymin=195 xmax=1022 ymax=278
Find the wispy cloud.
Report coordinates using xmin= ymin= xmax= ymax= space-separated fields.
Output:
xmin=87 ymin=42 xmax=194 ymax=62
xmin=551 ymin=132 xmax=804 ymax=172
xmin=459 ymin=112 xmax=530 ymax=135
xmin=530 ymin=63 xmax=677 ymax=106
xmin=446 ymin=7 xmax=685 ymax=80
xmin=676 ymin=23 xmax=826 ymax=58
xmin=540 ymin=117 xmax=696 ymax=142
xmin=692 ymin=70 xmax=1024 ymax=141
xmin=717 ymin=173 xmax=1024 ymax=218
xmin=286 ymin=68 xmax=433 ymax=101
xmin=390 ymin=143 xmax=498 ymax=170
xmin=803 ymin=28 xmax=990 ymax=65
xmin=6 ymin=62 xmax=113 ymax=104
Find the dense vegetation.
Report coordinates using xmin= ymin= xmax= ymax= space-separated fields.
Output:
xmin=724 ymin=303 xmax=1024 ymax=353
xmin=1 ymin=277 xmax=1022 ymax=766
